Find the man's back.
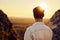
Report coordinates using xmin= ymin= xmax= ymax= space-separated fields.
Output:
xmin=24 ymin=22 xmax=52 ymax=40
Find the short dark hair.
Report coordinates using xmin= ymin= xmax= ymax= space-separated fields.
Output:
xmin=33 ymin=6 xmax=44 ymax=19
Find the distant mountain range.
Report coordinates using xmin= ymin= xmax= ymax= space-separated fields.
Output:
xmin=9 ymin=17 xmax=35 ymax=24
xmin=9 ymin=17 xmax=49 ymax=24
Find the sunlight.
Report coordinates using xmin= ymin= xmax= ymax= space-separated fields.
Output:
xmin=34 ymin=2 xmax=49 ymax=12
xmin=39 ymin=3 xmax=49 ymax=12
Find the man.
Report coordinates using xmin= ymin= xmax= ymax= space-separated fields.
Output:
xmin=24 ymin=6 xmax=52 ymax=40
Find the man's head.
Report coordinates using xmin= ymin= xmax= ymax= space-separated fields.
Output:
xmin=33 ymin=6 xmax=44 ymax=19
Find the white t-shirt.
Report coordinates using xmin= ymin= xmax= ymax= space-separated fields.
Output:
xmin=24 ymin=22 xmax=52 ymax=40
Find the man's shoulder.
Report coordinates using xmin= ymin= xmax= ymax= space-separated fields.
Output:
xmin=26 ymin=26 xmax=32 ymax=31
xmin=26 ymin=25 xmax=36 ymax=33
xmin=43 ymin=24 xmax=51 ymax=29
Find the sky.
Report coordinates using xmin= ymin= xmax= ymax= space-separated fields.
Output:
xmin=0 ymin=0 xmax=60 ymax=19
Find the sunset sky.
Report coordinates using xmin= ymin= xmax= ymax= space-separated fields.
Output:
xmin=0 ymin=0 xmax=60 ymax=19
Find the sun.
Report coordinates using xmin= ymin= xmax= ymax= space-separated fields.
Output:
xmin=34 ymin=2 xmax=49 ymax=12
xmin=39 ymin=3 xmax=49 ymax=12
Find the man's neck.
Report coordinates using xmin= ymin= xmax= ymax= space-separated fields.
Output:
xmin=35 ymin=19 xmax=43 ymax=22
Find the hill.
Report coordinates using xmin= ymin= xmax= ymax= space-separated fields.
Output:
xmin=9 ymin=17 xmax=35 ymax=24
